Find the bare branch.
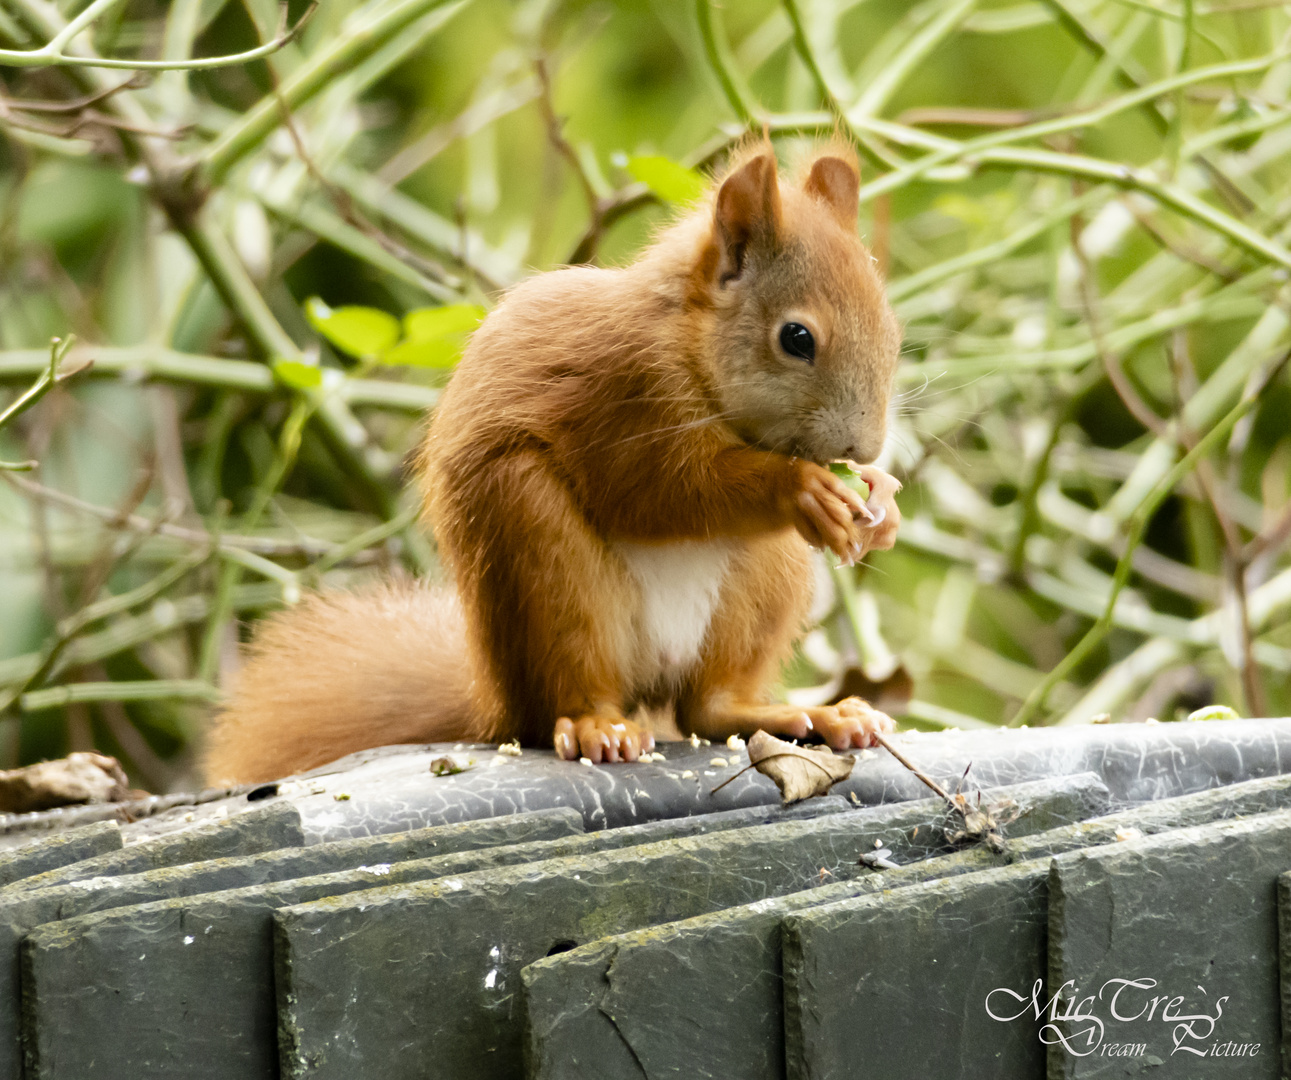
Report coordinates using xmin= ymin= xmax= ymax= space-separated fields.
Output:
xmin=0 ymin=1 xmax=316 ymax=70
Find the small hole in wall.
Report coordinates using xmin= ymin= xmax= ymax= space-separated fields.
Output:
xmin=246 ymin=783 xmax=279 ymax=802
xmin=546 ymin=939 xmax=579 ymax=956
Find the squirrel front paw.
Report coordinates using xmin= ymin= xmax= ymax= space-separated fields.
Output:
xmin=849 ymin=464 xmax=902 ymax=558
xmin=554 ymin=714 xmax=654 ymax=764
xmin=789 ymin=462 xmax=869 ymax=562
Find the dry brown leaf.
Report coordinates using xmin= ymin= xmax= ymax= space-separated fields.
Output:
xmin=746 ymin=730 xmax=855 ymax=804
xmin=944 ymin=793 xmax=1020 ymax=854
xmin=0 ymin=751 xmax=130 ymax=813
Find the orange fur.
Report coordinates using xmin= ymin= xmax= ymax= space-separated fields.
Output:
xmin=204 ymin=585 xmax=477 ymax=783
xmin=202 ymin=147 xmax=902 ymax=784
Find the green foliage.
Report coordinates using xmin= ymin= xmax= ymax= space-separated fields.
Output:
xmin=388 ymin=304 xmax=487 ymax=368
xmin=0 ymin=0 xmax=1287 ymax=789
xmin=304 ymin=300 xmax=401 ymax=360
xmin=307 ymin=299 xmax=485 ymax=368
xmin=271 ymin=359 xmax=324 ymax=391
xmin=623 ymin=155 xmax=707 ymax=204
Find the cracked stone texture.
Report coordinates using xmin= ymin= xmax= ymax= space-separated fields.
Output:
xmin=521 ymin=770 xmax=1291 ymax=1080
xmin=18 ymin=799 xmax=844 ymax=1080
xmin=0 ymin=808 xmax=580 ymax=1080
xmin=0 ymin=821 xmax=120 ymax=889
xmin=1048 ymin=810 xmax=1291 ymax=1078
xmin=782 ymin=862 xmax=1049 ymax=1080
xmin=5 ymin=802 xmax=303 ymax=893
xmin=273 ymin=717 xmax=1291 ymax=838
xmin=0 ymin=786 xmax=249 ymax=848
xmin=0 ymin=720 xmax=1286 ymax=846
xmin=1275 ymin=872 xmax=1291 ymax=1080
xmin=271 ymin=778 xmax=1104 ymax=1080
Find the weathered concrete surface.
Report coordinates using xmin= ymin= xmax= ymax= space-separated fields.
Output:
xmin=0 ymin=809 xmax=580 ymax=1079
xmin=1049 ymin=811 xmax=1291 ymax=1078
xmin=521 ymin=770 xmax=1291 ymax=1080
xmin=0 ymin=785 xmax=248 ymax=847
xmin=20 ymin=718 xmax=1275 ymax=844
xmin=18 ymin=799 xmax=844 ymax=1080
xmin=280 ymin=743 xmax=855 ymax=840
xmin=7 ymin=802 xmax=303 ymax=892
xmin=0 ymin=821 xmax=120 ymax=889
xmin=259 ymin=718 xmax=1291 ymax=839
xmin=271 ymin=778 xmax=1104 ymax=1080
xmin=782 ymin=862 xmax=1049 ymax=1080
xmin=1275 ymin=872 xmax=1291 ymax=1080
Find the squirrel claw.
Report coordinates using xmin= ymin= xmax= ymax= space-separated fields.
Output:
xmin=555 ymin=714 xmax=654 ymax=764
xmin=814 ymin=697 xmax=895 ymax=750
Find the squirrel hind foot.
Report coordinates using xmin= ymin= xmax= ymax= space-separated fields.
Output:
xmin=554 ymin=714 xmax=654 ymax=764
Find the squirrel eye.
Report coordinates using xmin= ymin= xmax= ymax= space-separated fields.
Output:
xmin=779 ymin=322 xmax=815 ymax=363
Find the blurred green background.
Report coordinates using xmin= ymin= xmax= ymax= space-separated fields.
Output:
xmin=0 ymin=0 xmax=1287 ymax=790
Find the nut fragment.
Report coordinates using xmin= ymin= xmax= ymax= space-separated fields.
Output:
xmin=860 ymin=846 xmax=899 ymax=870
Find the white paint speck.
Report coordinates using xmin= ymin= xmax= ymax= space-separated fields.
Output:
xmin=183 ymin=936 xmax=195 ymax=945
xmin=69 ymin=877 xmax=116 ymax=891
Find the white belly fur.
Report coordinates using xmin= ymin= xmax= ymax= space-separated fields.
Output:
xmin=613 ymin=539 xmax=735 ymax=684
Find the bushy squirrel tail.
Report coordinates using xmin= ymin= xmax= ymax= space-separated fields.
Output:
xmin=202 ymin=582 xmax=484 ymax=785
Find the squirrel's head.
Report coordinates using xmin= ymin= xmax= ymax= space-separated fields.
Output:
xmin=696 ymin=146 xmax=899 ymax=466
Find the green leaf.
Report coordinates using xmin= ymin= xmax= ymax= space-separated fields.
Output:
xmin=382 ymin=337 xmax=464 ymax=369
xmin=625 ymin=155 xmax=706 ymax=204
xmin=829 ymin=461 xmax=871 ymax=500
xmin=403 ymin=304 xmax=486 ymax=342
xmin=272 ymin=359 xmax=323 ymax=390
xmin=305 ymin=297 xmax=400 ymax=358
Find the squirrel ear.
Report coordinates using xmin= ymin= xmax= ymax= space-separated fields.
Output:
xmin=713 ymin=152 xmax=781 ymax=284
xmin=803 ymin=155 xmax=859 ymax=227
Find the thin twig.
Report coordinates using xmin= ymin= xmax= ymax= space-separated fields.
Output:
xmin=871 ymin=732 xmax=954 ymax=802
xmin=2 ymin=472 xmax=338 ymax=556
xmin=1010 ymin=367 xmax=1285 ymax=727
xmin=696 ymin=0 xmax=758 ymax=128
xmin=0 ymin=0 xmax=315 ymax=69
xmin=1072 ymin=222 xmax=1169 ymax=438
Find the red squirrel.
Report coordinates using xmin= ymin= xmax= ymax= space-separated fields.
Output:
xmin=202 ymin=143 xmax=902 ymax=785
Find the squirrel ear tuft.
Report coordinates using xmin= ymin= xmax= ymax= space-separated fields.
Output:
xmin=803 ymin=155 xmax=859 ymax=227
xmin=713 ymin=152 xmax=781 ymax=284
